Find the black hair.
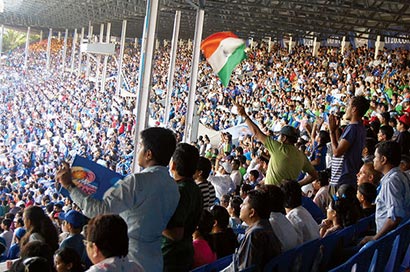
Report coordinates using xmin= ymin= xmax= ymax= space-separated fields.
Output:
xmin=246 ymin=190 xmax=271 ymax=219
xmin=358 ymin=182 xmax=377 ymax=203
xmin=196 ymin=210 xmax=216 ymax=252
xmin=240 ymin=183 xmax=253 ymax=195
xmin=281 ymin=179 xmax=302 ymax=209
xmin=54 ymin=247 xmax=84 ymax=272
xmin=351 ymin=96 xmax=370 ymax=118
xmin=172 ymin=143 xmax=200 ymax=177
xmin=330 ymin=196 xmax=362 ymax=228
xmin=229 ymin=197 xmax=243 ymax=218
xmin=364 ymin=137 xmax=377 ymax=157
xmin=140 ymin=127 xmax=176 ymax=166
xmin=379 ymin=125 xmax=394 ymax=140
xmin=210 ymin=205 xmax=229 ymax=230
xmin=197 ymin=157 xmax=212 ymax=179
xmin=376 ymin=141 xmax=401 ymax=167
xmin=317 ymin=170 xmax=330 ymax=187
xmin=87 ymin=214 xmax=129 ymax=258
xmin=249 ymin=169 xmax=260 ymax=180
xmin=264 ymin=185 xmax=285 ymax=214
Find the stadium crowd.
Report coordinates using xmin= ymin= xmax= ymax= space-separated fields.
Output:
xmin=0 ymin=34 xmax=409 ymax=271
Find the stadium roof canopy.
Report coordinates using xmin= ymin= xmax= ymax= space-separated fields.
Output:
xmin=0 ymin=0 xmax=409 ymax=41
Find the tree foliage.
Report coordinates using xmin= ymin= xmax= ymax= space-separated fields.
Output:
xmin=2 ymin=28 xmax=40 ymax=52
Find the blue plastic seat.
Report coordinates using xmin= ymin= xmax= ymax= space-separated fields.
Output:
xmin=385 ymin=234 xmax=401 ymax=272
xmin=191 ymin=254 xmax=233 ymax=272
xmin=329 ymin=240 xmax=378 ymax=272
xmin=263 ymin=238 xmax=321 ymax=272
xmin=399 ymin=244 xmax=410 ymax=272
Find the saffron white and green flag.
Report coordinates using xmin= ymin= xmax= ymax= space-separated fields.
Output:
xmin=201 ymin=32 xmax=246 ymax=87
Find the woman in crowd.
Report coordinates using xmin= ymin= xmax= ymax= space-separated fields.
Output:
xmin=21 ymin=206 xmax=59 ymax=253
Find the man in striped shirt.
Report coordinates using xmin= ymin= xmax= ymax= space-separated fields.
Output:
xmin=194 ymin=157 xmax=217 ymax=210
xmin=328 ymin=96 xmax=370 ymax=195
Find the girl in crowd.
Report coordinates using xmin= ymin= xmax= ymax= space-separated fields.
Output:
xmin=54 ymin=247 xmax=84 ymax=272
xmin=192 ymin=210 xmax=217 ymax=268
xmin=21 ymin=206 xmax=59 ymax=253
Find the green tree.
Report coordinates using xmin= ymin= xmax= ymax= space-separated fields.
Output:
xmin=3 ymin=29 xmax=26 ymax=52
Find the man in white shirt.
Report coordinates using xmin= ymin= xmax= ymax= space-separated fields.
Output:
xmin=209 ymin=159 xmax=236 ymax=200
xmin=281 ymin=180 xmax=320 ymax=243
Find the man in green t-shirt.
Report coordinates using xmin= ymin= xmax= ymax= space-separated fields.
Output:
xmin=235 ymin=102 xmax=318 ymax=186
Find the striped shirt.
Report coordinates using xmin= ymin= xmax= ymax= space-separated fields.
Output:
xmin=197 ymin=181 xmax=216 ymax=210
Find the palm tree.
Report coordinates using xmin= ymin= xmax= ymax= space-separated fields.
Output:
xmin=2 ymin=29 xmax=26 ymax=52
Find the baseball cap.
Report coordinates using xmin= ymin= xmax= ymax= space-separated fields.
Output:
xmin=398 ymin=114 xmax=410 ymax=127
xmin=221 ymin=161 xmax=232 ymax=174
xmin=59 ymin=210 xmax=85 ymax=229
xmin=280 ymin=125 xmax=300 ymax=139
xmin=15 ymin=228 xmax=27 ymax=239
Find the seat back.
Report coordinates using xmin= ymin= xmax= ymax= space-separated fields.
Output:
xmin=191 ymin=254 xmax=233 ymax=272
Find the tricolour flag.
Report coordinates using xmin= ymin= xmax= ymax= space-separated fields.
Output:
xmin=201 ymin=32 xmax=246 ymax=87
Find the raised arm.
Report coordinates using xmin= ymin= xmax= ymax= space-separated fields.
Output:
xmin=234 ymin=101 xmax=268 ymax=144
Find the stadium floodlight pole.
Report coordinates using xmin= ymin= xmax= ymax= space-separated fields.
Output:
xmin=116 ymin=20 xmax=127 ymax=96
xmin=0 ymin=25 xmax=4 ymax=57
xmin=131 ymin=0 xmax=160 ymax=173
xmin=95 ymin=23 xmax=104 ymax=84
xmin=101 ymin=22 xmax=111 ymax=92
xmin=86 ymin=22 xmax=93 ymax=79
xmin=62 ymin=29 xmax=68 ymax=75
xmin=24 ymin=27 xmax=30 ymax=71
xmin=70 ymin=29 xmax=77 ymax=73
xmin=164 ymin=10 xmax=181 ymax=127
xmin=46 ymin=28 xmax=52 ymax=71
xmin=77 ymin=27 xmax=84 ymax=76
xmin=183 ymin=8 xmax=204 ymax=143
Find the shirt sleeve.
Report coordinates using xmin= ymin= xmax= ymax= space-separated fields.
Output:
xmin=385 ymin=175 xmax=408 ymax=222
xmin=69 ymin=174 xmax=143 ymax=218
xmin=341 ymin=124 xmax=356 ymax=144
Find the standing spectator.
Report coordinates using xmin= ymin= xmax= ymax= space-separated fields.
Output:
xmin=84 ymin=214 xmax=143 ymax=271
xmin=360 ymin=141 xmax=410 ymax=245
xmin=208 ymin=159 xmax=236 ymax=201
xmin=57 ymin=127 xmax=180 ymax=271
xmin=236 ymin=102 xmax=317 ymax=186
xmin=162 ymin=143 xmax=202 ymax=272
xmin=329 ymin=96 xmax=370 ymax=193
xmin=194 ymin=157 xmax=216 ymax=210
